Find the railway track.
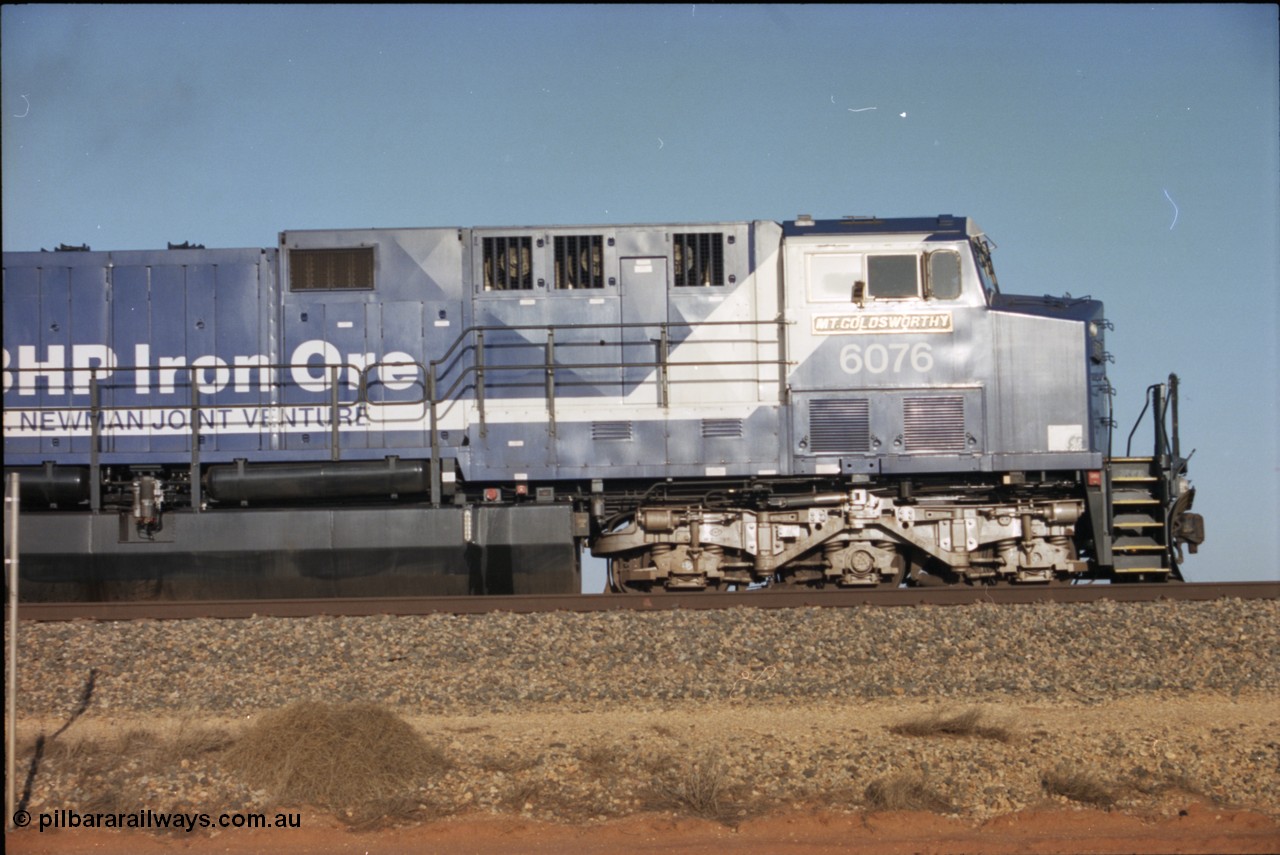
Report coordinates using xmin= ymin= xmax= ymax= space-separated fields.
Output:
xmin=12 ymin=581 xmax=1277 ymax=622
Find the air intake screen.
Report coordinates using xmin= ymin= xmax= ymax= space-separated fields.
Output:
xmin=701 ymin=418 xmax=743 ymax=438
xmin=592 ymin=421 xmax=633 ymax=441
xmin=809 ymin=399 xmax=870 ymax=453
xmin=290 ymin=248 xmax=374 ymax=291
xmin=904 ymin=396 xmax=966 ymax=451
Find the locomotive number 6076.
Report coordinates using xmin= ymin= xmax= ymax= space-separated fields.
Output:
xmin=839 ymin=342 xmax=935 ymax=375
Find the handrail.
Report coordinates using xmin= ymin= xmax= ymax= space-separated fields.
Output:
xmin=428 ymin=317 xmax=783 ymax=372
xmin=1122 ymin=376 xmax=1177 ymax=463
xmin=190 ymin=386 xmax=201 ymax=511
xmin=427 ymin=317 xmax=787 ymax=402
xmin=423 ymin=317 xmax=790 ymax=504
xmin=89 ymin=376 xmax=101 ymax=510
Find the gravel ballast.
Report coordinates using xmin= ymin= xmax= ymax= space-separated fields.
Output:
xmin=9 ymin=597 xmax=1280 ymax=825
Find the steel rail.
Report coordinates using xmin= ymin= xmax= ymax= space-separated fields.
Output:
xmin=13 ymin=581 xmax=1277 ymax=622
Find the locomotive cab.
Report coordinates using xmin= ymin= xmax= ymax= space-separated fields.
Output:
xmin=781 ymin=216 xmax=994 ymax=481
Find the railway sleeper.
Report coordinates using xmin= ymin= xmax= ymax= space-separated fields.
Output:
xmin=596 ymin=489 xmax=1087 ymax=591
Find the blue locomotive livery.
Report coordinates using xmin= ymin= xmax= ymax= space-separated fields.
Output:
xmin=2 ymin=215 xmax=1204 ymax=598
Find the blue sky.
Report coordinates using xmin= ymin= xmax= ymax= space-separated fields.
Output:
xmin=3 ymin=5 xmax=1277 ymax=586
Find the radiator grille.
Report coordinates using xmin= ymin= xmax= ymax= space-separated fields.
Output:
xmin=701 ymin=418 xmax=743 ymax=439
xmin=903 ymin=396 xmax=966 ymax=452
xmin=809 ymin=399 xmax=870 ymax=453
xmin=482 ymin=236 xmax=533 ymax=290
xmin=592 ymin=421 xmax=633 ymax=441
xmin=554 ymin=235 xmax=604 ymax=289
xmin=673 ymin=233 xmax=725 ymax=287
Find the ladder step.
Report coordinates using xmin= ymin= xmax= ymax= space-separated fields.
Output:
xmin=1107 ymin=458 xmax=1168 ymax=567
xmin=1113 ymin=552 xmax=1169 ymax=570
xmin=1114 ymin=513 xmax=1160 ymax=523
xmin=1113 ymin=533 xmax=1164 ymax=550
xmin=1107 ymin=458 xmax=1161 ymax=481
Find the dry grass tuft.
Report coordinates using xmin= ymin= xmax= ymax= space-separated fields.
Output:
xmin=478 ymin=752 xmax=542 ymax=774
xmin=888 ymin=707 xmax=1015 ymax=743
xmin=222 ymin=701 xmax=449 ymax=823
xmin=1042 ymin=764 xmax=1116 ymax=807
xmin=864 ymin=771 xmax=956 ymax=813
xmin=645 ymin=749 xmax=743 ymax=824
xmin=1124 ymin=764 xmax=1203 ymax=799
xmin=169 ymin=722 xmax=234 ymax=757
xmin=23 ymin=720 xmax=240 ymax=830
xmin=576 ymin=743 xmax=626 ymax=778
xmin=500 ymin=779 xmax=545 ymax=812
xmin=79 ymin=784 xmax=131 ymax=816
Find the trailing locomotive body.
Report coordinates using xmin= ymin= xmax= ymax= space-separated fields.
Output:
xmin=2 ymin=215 xmax=1203 ymax=599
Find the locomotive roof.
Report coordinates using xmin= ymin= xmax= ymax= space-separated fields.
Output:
xmin=2 ymin=215 xmax=981 ymax=258
xmin=781 ymin=215 xmax=975 ymax=238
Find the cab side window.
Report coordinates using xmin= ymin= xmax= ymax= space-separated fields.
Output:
xmin=867 ymin=254 xmax=918 ymax=298
xmin=926 ymin=251 xmax=961 ymax=300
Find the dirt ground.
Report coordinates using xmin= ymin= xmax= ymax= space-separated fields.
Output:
xmin=9 ymin=695 xmax=1279 ymax=854
xmin=7 ymin=803 xmax=1280 ymax=855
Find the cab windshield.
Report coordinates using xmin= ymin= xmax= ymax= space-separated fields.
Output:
xmin=971 ymin=236 xmax=1000 ymax=300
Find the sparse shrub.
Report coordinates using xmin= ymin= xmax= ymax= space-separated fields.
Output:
xmin=501 ymin=779 xmax=544 ymax=812
xmin=1042 ymin=764 xmax=1116 ymax=807
xmin=222 ymin=701 xmax=449 ymax=824
xmin=576 ymin=742 xmax=625 ymax=777
xmin=36 ymin=725 xmax=221 ymax=804
xmin=863 ymin=771 xmax=956 ymax=812
xmin=889 ymin=707 xmax=1014 ymax=742
xmin=645 ymin=749 xmax=742 ymax=824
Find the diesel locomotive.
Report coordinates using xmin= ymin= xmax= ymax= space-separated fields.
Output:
xmin=2 ymin=215 xmax=1204 ymax=599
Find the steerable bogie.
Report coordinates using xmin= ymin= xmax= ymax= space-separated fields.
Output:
xmin=593 ymin=477 xmax=1086 ymax=591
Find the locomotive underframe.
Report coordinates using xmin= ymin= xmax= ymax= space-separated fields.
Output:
xmin=8 ymin=460 xmax=585 ymax=601
xmin=592 ymin=477 xmax=1086 ymax=591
